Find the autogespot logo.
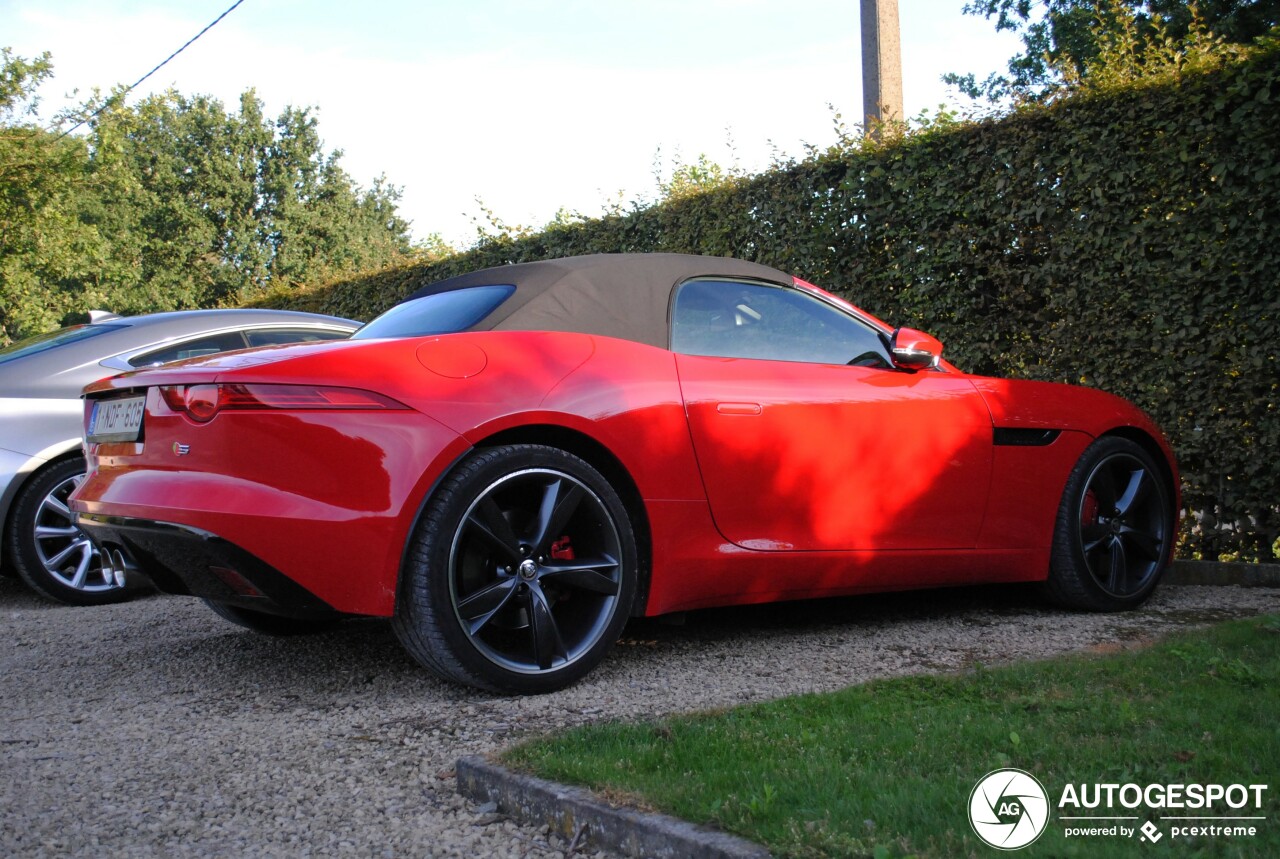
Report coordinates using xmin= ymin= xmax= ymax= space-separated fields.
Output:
xmin=970 ymin=769 xmax=1051 ymax=850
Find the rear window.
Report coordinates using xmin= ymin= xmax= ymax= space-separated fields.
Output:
xmin=244 ymin=328 xmax=351 ymax=347
xmin=352 ymin=285 xmax=515 ymax=340
xmin=128 ymin=331 xmax=249 ymax=367
xmin=0 ymin=324 xmax=126 ymax=365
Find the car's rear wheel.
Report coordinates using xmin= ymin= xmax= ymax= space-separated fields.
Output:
xmin=6 ymin=457 xmax=130 ymax=606
xmin=1046 ymin=436 xmax=1174 ymax=611
xmin=393 ymin=444 xmax=637 ymax=694
xmin=203 ymin=599 xmax=342 ymax=636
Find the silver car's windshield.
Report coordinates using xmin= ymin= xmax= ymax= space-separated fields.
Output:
xmin=0 ymin=324 xmax=127 ymax=366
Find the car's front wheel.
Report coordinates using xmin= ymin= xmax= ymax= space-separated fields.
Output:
xmin=1046 ymin=436 xmax=1175 ymax=611
xmin=393 ymin=445 xmax=638 ymax=694
xmin=6 ymin=457 xmax=131 ymax=606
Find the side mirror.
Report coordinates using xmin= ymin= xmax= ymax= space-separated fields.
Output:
xmin=890 ymin=328 xmax=943 ymax=371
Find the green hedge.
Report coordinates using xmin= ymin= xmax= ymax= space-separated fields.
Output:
xmin=256 ymin=49 xmax=1280 ymax=562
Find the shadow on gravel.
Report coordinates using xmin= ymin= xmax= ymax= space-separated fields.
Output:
xmin=0 ymin=572 xmax=68 ymax=609
xmin=6 ymin=576 xmax=1051 ymax=695
xmin=622 ymin=583 xmax=1051 ymax=642
xmin=0 ymin=571 xmax=171 ymax=610
xmin=10 ymin=570 xmax=1267 ymax=707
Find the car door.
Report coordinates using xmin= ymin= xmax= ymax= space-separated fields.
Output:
xmin=672 ymin=279 xmax=994 ymax=552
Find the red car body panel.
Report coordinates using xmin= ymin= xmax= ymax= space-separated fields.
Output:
xmin=71 ymin=257 xmax=1179 ymax=628
xmin=677 ymin=354 xmax=994 ymax=550
xmin=640 ymin=497 xmax=1048 ymax=615
xmin=970 ymin=377 xmax=1179 ymax=554
xmin=77 ymin=332 xmax=709 ymax=617
xmin=81 ymin=399 xmax=467 ymax=616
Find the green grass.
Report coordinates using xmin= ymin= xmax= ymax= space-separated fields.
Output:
xmin=504 ymin=616 xmax=1280 ymax=857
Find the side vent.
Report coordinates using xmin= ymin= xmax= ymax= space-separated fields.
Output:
xmin=993 ymin=428 xmax=1062 ymax=447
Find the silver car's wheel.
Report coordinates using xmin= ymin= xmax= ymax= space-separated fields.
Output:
xmin=7 ymin=458 xmax=130 ymax=606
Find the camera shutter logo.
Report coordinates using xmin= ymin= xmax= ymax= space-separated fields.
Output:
xmin=969 ymin=768 xmax=1050 ymax=850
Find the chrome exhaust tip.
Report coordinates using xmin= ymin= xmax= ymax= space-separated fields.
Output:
xmin=110 ymin=549 xmax=130 ymax=588
xmin=97 ymin=544 xmax=141 ymax=589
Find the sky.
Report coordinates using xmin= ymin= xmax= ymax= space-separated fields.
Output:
xmin=4 ymin=0 xmax=1022 ymax=246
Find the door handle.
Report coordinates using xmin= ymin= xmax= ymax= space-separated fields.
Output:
xmin=715 ymin=402 xmax=763 ymax=416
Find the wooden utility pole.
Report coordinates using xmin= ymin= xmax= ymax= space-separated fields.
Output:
xmin=861 ymin=0 xmax=903 ymax=131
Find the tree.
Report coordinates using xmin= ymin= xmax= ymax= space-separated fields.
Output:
xmin=949 ymin=0 xmax=1280 ymax=101
xmin=0 ymin=49 xmax=110 ymax=341
xmin=255 ymin=102 xmax=413 ymax=289
xmin=82 ymin=88 xmax=415 ymax=310
xmin=1 ymin=48 xmax=416 ymax=344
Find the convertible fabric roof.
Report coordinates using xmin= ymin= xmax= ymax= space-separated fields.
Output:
xmin=405 ymin=253 xmax=795 ymax=349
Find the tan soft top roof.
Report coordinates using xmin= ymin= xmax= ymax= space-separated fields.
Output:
xmin=405 ymin=253 xmax=794 ymax=349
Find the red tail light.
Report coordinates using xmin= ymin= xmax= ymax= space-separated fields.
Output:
xmin=159 ymin=384 xmax=407 ymax=423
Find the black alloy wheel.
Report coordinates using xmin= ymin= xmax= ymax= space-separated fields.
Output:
xmin=394 ymin=445 xmax=637 ymax=694
xmin=1046 ymin=436 xmax=1174 ymax=611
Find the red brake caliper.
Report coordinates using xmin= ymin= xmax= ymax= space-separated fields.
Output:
xmin=547 ymin=537 xmax=575 ymax=602
xmin=1082 ymin=489 xmax=1100 ymax=528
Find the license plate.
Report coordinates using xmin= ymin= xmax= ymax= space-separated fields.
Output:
xmin=88 ymin=395 xmax=146 ymax=443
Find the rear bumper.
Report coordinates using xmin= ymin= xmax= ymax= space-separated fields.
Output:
xmin=75 ymin=512 xmax=336 ymax=618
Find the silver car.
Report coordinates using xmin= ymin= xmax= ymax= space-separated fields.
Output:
xmin=0 ymin=308 xmax=359 ymax=605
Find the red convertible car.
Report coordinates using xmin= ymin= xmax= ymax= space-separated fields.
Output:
xmin=72 ymin=254 xmax=1178 ymax=693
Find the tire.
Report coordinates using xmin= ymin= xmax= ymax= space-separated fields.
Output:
xmin=6 ymin=457 xmax=130 ymax=606
xmin=203 ymin=599 xmax=341 ymax=636
xmin=1046 ymin=436 xmax=1175 ymax=611
xmin=393 ymin=445 xmax=638 ymax=694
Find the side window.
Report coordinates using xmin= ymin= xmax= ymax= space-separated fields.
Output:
xmin=244 ymin=328 xmax=350 ymax=347
xmin=671 ymin=279 xmax=892 ymax=367
xmin=128 ymin=332 xmax=248 ymax=367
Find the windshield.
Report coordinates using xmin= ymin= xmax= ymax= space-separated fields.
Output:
xmin=0 ymin=324 xmax=127 ymax=366
xmin=352 ymin=285 xmax=515 ymax=340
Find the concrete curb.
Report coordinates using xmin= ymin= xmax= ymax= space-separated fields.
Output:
xmin=1167 ymin=560 xmax=1280 ymax=587
xmin=456 ymin=755 xmax=770 ymax=859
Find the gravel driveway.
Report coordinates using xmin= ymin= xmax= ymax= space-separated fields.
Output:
xmin=3 ymin=574 xmax=1277 ymax=858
